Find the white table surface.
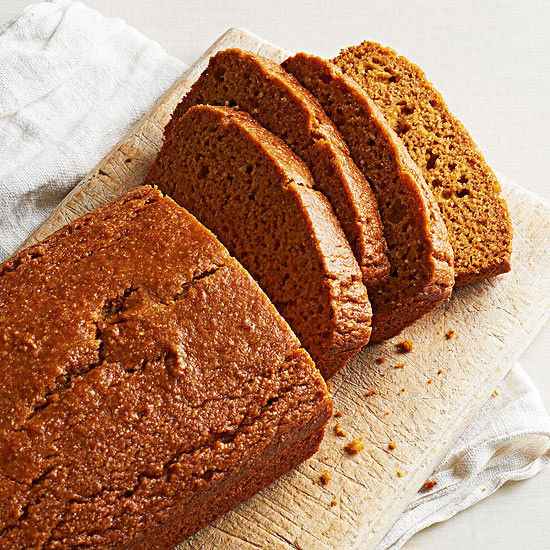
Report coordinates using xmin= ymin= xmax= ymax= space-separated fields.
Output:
xmin=2 ymin=1 xmax=549 ymax=548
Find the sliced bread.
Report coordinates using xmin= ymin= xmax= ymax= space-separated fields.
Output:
xmin=146 ymin=104 xmax=372 ymax=379
xmin=283 ymin=53 xmax=454 ymax=342
xmin=333 ymin=41 xmax=512 ymax=286
xmin=165 ymin=48 xmax=390 ymax=293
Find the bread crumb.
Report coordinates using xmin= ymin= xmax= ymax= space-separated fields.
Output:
xmin=388 ymin=441 xmax=396 ymax=450
xmin=384 ymin=411 xmax=391 ymax=416
xmin=334 ymin=424 xmax=348 ymax=437
xmin=375 ymin=357 xmax=386 ymax=364
xmin=344 ymin=437 xmax=365 ymax=455
xmin=125 ymin=157 xmax=133 ymax=163
xmin=365 ymin=388 xmax=378 ymax=397
xmin=396 ymin=470 xmax=404 ymax=478
xmin=394 ymin=363 xmax=405 ymax=369
xmin=396 ymin=339 xmax=414 ymax=353
xmin=437 ymin=369 xmax=443 ymax=375
xmin=398 ymin=387 xmax=406 ymax=395
xmin=421 ymin=480 xmax=437 ymax=491
xmin=319 ymin=470 xmax=331 ymax=485
xmin=326 ymin=381 xmax=334 ymax=391
xmin=445 ymin=329 xmax=455 ymax=339
xmin=492 ymin=390 xmax=499 ymax=397
xmin=334 ymin=411 xmax=343 ymax=418
xmin=482 ymin=488 xmax=486 ymax=492
xmin=427 ymin=378 xmax=433 ymax=384
xmin=330 ymin=498 xmax=338 ymax=507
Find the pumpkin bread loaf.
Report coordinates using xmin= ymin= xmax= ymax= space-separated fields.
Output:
xmin=0 ymin=186 xmax=332 ymax=549
xmin=333 ymin=42 xmax=512 ymax=286
xmin=146 ymin=105 xmax=372 ymax=378
xmin=283 ymin=53 xmax=454 ymax=341
xmin=165 ymin=48 xmax=390 ymax=293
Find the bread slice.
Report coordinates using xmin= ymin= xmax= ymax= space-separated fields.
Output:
xmin=165 ymin=48 xmax=390 ymax=293
xmin=333 ymin=41 xmax=513 ymax=286
xmin=283 ymin=53 xmax=454 ymax=342
xmin=0 ymin=186 xmax=332 ymax=548
xmin=146 ymin=105 xmax=372 ymax=379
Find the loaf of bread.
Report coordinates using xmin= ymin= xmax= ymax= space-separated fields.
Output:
xmin=146 ymin=105 xmax=372 ymax=379
xmin=333 ymin=41 xmax=512 ymax=286
xmin=165 ymin=48 xmax=390 ymax=292
xmin=0 ymin=186 xmax=332 ymax=549
xmin=283 ymin=53 xmax=454 ymax=341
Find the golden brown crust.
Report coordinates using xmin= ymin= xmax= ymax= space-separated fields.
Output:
xmin=284 ymin=53 xmax=454 ymax=342
xmin=126 ymin=425 xmax=327 ymax=550
xmin=333 ymin=42 xmax=512 ymax=287
xmin=165 ymin=48 xmax=390 ymax=291
xmin=0 ymin=186 xmax=332 ymax=548
xmin=147 ymin=105 xmax=372 ymax=378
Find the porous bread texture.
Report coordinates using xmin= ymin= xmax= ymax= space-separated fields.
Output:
xmin=0 ymin=186 xmax=332 ymax=549
xmin=146 ymin=105 xmax=372 ymax=379
xmin=333 ymin=41 xmax=512 ymax=286
xmin=165 ymin=48 xmax=390 ymax=293
xmin=283 ymin=53 xmax=454 ymax=342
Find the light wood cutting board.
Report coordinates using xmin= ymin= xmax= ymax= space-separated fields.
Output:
xmin=19 ymin=28 xmax=550 ymax=550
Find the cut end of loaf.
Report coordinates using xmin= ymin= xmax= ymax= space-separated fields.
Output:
xmin=146 ymin=104 xmax=372 ymax=378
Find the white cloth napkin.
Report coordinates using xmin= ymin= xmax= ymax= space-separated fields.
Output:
xmin=379 ymin=362 xmax=550 ymax=549
xmin=0 ymin=2 xmax=549 ymax=549
xmin=0 ymin=0 xmax=186 ymax=260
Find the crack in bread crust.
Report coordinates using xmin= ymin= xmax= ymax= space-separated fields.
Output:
xmin=0 ymin=187 xmax=332 ymax=549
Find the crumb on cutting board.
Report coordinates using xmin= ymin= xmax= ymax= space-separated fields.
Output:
xmin=334 ymin=424 xmax=348 ymax=437
xmin=375 ymin=357 xmax=386 ymax=364
xmin=330 ymin=498 xmax=338 ymax=507
xmin=319 ymin=470 xmax=331 ymax=485
xmin=388 ymin=441 xmax=396 ymax=450
xmin=396 ymin=470 xmax=404 ymax=478
xmin=396 ymin=339 xmax=414 ymax=353
xmin=421 ymin=480 xmax=438 ymax=491
xmin=445 ymin=329 xmax=456 ymax=339
xmin=334 ymin=411 xmax=343 ymax=418
xmin=394 ymin=362 xmax=405 ymax=369
xmin=365 ymin=388 xmax=378 ymax=397
xmin=492 ymin=390 xmax=499 ymax=397
xmin=437 ymin=369 xmax=443 ymax=375
xmin=344 ymin=437 xmax=365 ymax=455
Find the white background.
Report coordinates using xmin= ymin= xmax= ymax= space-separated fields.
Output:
xmin=1 ymin=0 xmax=549 ymax=548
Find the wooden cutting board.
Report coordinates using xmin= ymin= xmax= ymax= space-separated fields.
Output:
xmin=19 ymin=27 xmax=550 ymax=550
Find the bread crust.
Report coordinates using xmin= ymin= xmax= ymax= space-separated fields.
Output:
xmin=284 ymin=53 xmax=454 ymax=342
xmin=0 ymin=186 xmax=332 ymax=548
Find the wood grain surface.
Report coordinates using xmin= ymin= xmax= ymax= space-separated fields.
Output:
xmin=19 ymin=27 xmax=550 ymax=550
